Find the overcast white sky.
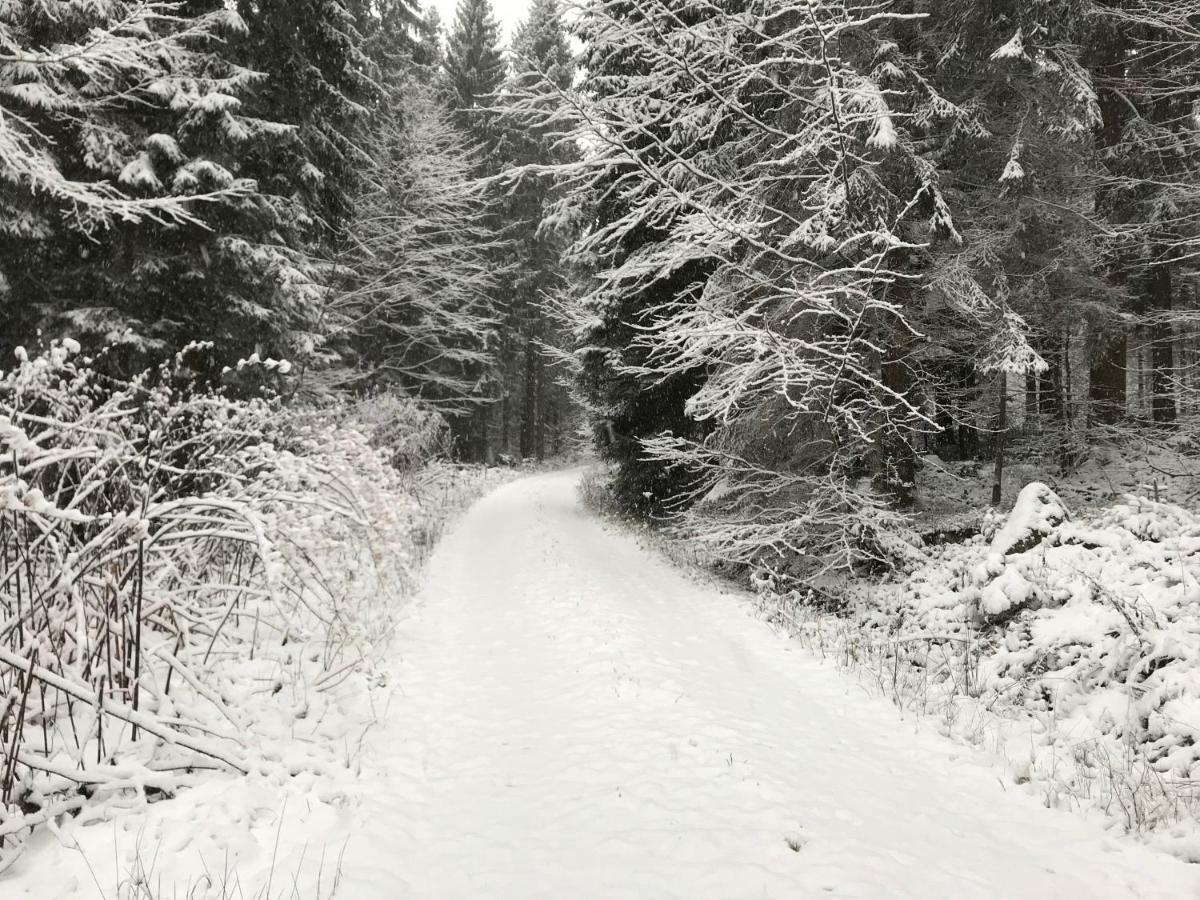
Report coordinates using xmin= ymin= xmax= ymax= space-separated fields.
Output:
xmin=429 ymin=0 xmax=531 ymax=42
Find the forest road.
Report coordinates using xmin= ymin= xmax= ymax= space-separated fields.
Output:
xmin=337 ymin=469 xmax=1198 ymax=900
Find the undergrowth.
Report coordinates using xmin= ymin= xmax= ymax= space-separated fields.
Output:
xmin=0 ymin=342 xmax=501 ymax=886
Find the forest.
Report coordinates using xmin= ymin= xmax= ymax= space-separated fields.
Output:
xmin=2 ymin=0 xmax=1200 ymax=891
xmin=2 ymin=0 xmax=1197 ymax=543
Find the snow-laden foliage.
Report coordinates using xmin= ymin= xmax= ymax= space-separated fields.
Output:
xmin=0 ymin=1 xmax=253 ymax=232
xmin=0 ymin=344 xmax=490 ymax=868
xmin=529 ymin=0 xmax=989 ymax=570
xmin=757 ymin=482 xmax=1200 ymax=843
xmin=0 ymin=0 xmax=341 ymax=364
xmin=530 ymin=0 xmax=1199 ymax=583
xmin=486 ymin=0 xmax=580 ymax=462
xmin=331 ymin=77 xmax=499 ymax=410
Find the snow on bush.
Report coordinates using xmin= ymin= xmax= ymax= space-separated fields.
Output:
xmin=986 ymin=481 xmax=1070 ymax=555
xmin=0 ymin=344 xmax=497 ymax=880
xmin=350 ymin=392 xmax=452 ymax=472
xmin=757 ymin=482 xmax=1200 ymax=852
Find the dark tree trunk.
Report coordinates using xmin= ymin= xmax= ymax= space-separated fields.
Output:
xmin=534 ymin=355 xmax=546 ymax=461
xmin=878 ymin=283 xmax=916 ymax=508
xmin=1089 ymin=331 xmax=1127 ymax=426
xmin=472 ymin=404 xmax=492 ymax=464
xmin=500 ymin=391 xmax=511 ymax=458
xmin=1146 ymin=259 xmax=1177 ymax=424
xmin=1038 ymin=341 xmax=1063 ymax=422
xmin=520 ymin=339 xmax=537 ymax=458
xmin=1087 ymin=26 xmax=1129 ymax=427
xmin=991 ymin=374 xmax=1007 ymax=507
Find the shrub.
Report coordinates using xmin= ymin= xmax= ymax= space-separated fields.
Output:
xmin=0 ymin=343 xmax=454 ymax=867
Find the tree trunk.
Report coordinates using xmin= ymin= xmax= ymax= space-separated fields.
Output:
xmin=1147 ymin=258 xmax=1177 ymax=424
xmin=1089 ymin=331 xmax=1127 ymax=425
xmin=534 ymin=354 xmax=546 ymax=461
xmin=879 ymin=312 xmax=915 ymax=509
xmin=520 ymin=340 xmax=536 ymax=459
xmin=1039 ymin=341 xmax=1063 ymax=422
xmin=1087 ymin=24 xmax=1129 ymax=427
xmin=500 ymin=391 xmax=511 ymax=458
xmin=991 ymin=372 xmax=1007 ymax=507
xmin=476 ymin=405 xmax=493 ymax=465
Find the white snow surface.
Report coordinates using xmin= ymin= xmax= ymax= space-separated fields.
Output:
xmin=338 ymin=470 xmax=1196 ymax=899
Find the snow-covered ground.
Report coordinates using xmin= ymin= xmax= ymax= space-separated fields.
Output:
xmin=7 ymin=468 xmax=1196 ymax=898
xmin=340 ymin=470 xmax=1196 ymax=899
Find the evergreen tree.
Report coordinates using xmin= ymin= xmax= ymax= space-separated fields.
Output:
xmin=0 ymin=1 xmax=318 ymax=365
xmin=332 ymin=75 xmax=499 ymax=410
xmin=233 ymin=0 xmax=376 ymax=241
xmin=494 ymin=0 xmax=578 ymax=460
xmin=350 ymin=0 xmax=421 ymax=83
xmin=543 ymin=0 xmax=980 ymax=565
xmin=440 ymin=0 xmax=506 ymax=458
xmin=551 ymin=0 xmax=719 ymax=514
xmin=903 ymin=0 xmax=1107 ymax=485
xmin=412 ymin=6 xmax=446 ymax=74
xmin=1086 ymin=0 xmax=1200 ymax=425
xmin=443 ymin=0 xmax=505 ymax=142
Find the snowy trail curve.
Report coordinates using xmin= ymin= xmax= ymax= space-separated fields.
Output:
xmin=339 ymin=470 xmax=1196 ymax=899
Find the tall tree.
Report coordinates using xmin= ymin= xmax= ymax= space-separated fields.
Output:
xmin=412 ymin=6 xmax=447 ymax=73
xmin=234 ymin=0 xmax=376 ymax=241
xmin=330 ymin=69 xmax=500 ymax=409
xmin=440 ymin=0 xmax=507 ymax=458
xmin=1087 ymin=0 xmax=1200 ymax=425
xmin=537 ymin=0 xmax=952 ymax=561
xmin=0 ymin=1 xmax=319 ymax=366
xmin=912 ymin=0 xmax=1106 ymax=481
xmin=546 ymin=0 xmax=720 ymax=513
xmin=494 ymin=0 xmax=578 ymax=460
xmin=443 ymin=0 xmax=505 ymax=140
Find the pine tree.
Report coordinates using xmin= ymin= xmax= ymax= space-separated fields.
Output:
xmin=0 ymin=1 xmax=318 ymax=365
xmin=443 ymin=0 xmax=505 ymax=143
xmin=439 ymin=0 xmax=507 ymax=458
xmin=902 ymin=0 xmax=1106 ymax=484
xmin=494 ymin=0 xmax=577 ymax=460
xmin=412 ymin=6 xmax=446 ymax=74
xmin=542 ymin=0 xmax=1001 ymax=568
xmin=332 ymin=74 xmax=500 ymax=410
xmin=350 ymin=0 xmax=421 ymax=83
xmin=549 ymin=0 xmax=719 ymax=514
xmin=233 ymin=0 xmax=376 ymax=242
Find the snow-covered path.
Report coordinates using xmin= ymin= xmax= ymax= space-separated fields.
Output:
xmin=339 ymin=470 xmax=1196 ymax=899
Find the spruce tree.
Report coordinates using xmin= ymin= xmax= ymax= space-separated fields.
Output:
xmin=443 ymin=0 xmax=505 ymax=142
xmin=495 ymin=0 xmax=577 ymax=460
xmin=550 ymin=0 xmax=720 ymax=515
xmin=440 ymin=0 xmax=506 ymax=458
xmin=905 ymin=0 xmax=1107 ymax=477
xmin=544 ymin=0 xmax=973 ymax=563
xmin=412 ymin=7 xmax=446 ymax=75
xmin=0 ymin=1 xmax=316 ymax=365
xmin=233 ymin=0 xmax=376 ymax=241
xmin=1086 ymin=0 xmax=1200 ymax=425
xmin=330 ymin=6 xmax=499 ymax=410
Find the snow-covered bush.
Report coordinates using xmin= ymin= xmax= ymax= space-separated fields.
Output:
xmin=0 ymin=344 xmax=488 ymax=871
xmin=351 ymin=392 xmax=452 ymax=472
xmin=757 ymin=483 xmax=1200 ymax=847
